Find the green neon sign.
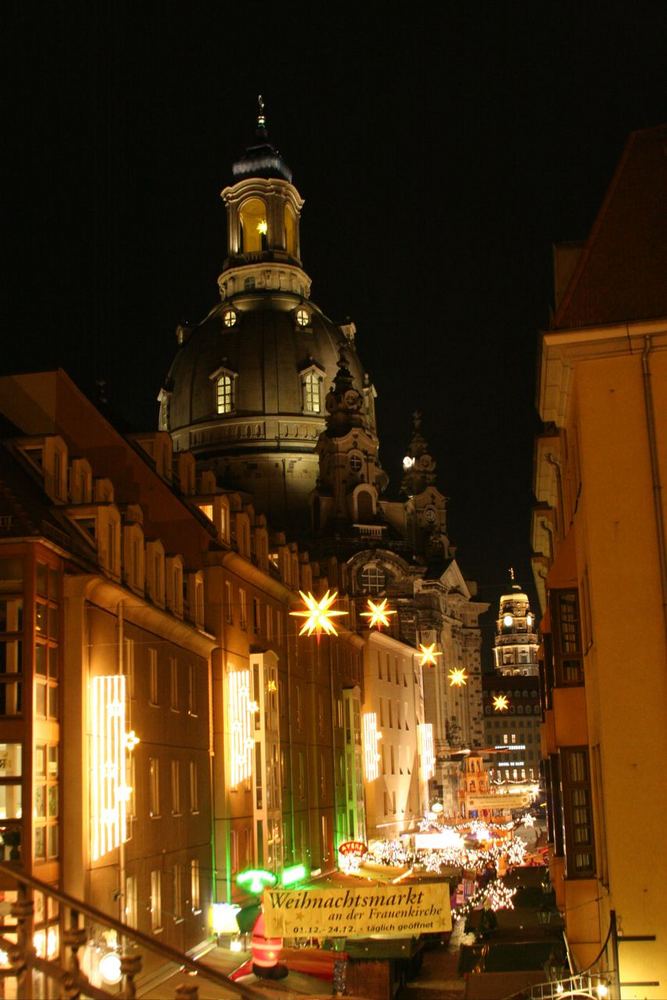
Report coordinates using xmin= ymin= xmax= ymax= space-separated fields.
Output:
xmin=236 ymin=868 xmax=277 ymax=895
xmin=280 ymin=863 xmax=309 ymax=887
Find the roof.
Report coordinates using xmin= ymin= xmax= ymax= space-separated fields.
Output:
xmin=553 ymin=124 xmax=667 ymax=330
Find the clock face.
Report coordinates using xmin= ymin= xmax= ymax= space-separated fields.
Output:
xmin=424 ymin=507 xmax=436 ymax=523
xmin=344 ymin=389 xmax=359 ymax=408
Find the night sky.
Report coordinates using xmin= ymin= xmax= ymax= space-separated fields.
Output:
xmin=5 ymin=3 xmax=666 ymax=655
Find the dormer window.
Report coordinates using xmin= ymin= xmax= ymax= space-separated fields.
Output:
xmin=222 ymin=308 xmax=237 ymax=328
xmin=361 ymin=564 xmax=386 ymax=595
xmin=302 ymin=371 xmax=321 ymax=413
xmin=210 ymin=366 xmax=237 ymax=415
xmin=295 ymin=307 xmax=310 ymax=329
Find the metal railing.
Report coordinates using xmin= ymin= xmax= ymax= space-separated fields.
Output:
xmin=0 ymin=861 xmax=263 ymax=999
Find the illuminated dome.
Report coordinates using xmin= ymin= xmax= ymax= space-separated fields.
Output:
xmin=161 ymin=103 xmax=373 ymax=530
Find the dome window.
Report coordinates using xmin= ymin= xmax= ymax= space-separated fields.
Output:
xmin=295 ymin=307 xmax=310 ymax=328
xmin=210 ymin=366 xmax=237 ymax=415
xmin=239 ymin=197 xmax=268 ymax=253
xmin=223 ymin=308 xmax=237 ymax=328
xmin=302 ymin=371 xmax=321 ymax=413
xmin=349 ymin=454 xmax=363 ymax=473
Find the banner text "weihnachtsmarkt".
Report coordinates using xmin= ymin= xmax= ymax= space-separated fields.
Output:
xmin=263 ymin=883 xmax=451 ymax=938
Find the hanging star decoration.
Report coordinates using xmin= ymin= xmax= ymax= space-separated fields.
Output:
xmin=290 ymin=590 xmax=347 ymax=637
xmin=448 ymin=667 xmax=468 ymax=687
xmin=493 ymin=694 xmax=509 ymax=712
xmin=418 ymin=643 xmax=442 ymax=668
xmin=360 ymin=598 xmax=397 ymax=630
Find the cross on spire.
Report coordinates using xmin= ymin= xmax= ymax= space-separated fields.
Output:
xmin=257 ymin=94 xmax=267 ymax=133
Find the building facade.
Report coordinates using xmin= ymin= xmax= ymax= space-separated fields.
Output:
xmin=532 ymin=125 xmax=667 ymax=994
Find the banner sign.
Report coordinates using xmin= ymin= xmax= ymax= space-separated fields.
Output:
xmin=467 ymin=792 xmax=532 ymax=810
xmin=263 ymin=883 xmax=451 ymax=939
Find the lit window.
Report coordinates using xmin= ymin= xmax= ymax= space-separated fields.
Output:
xmin=173 ymin=865 xmax=183 ymax=921
xmin=189 ymin=761 xmax=199 ymax=813
xmin=223 ymin=308 xmax=237 ymax=328
xmin=216 ymin=374 xmax=234 ymax=414
xmin=302 ymin=371 xmax=321 ymax=413
xmin=295 ymin=307 xmax=309 ymax=328
xmin=150 ymin=870 xmax=162 ymax=932
xmin=149 ymin=758 xmax=160 ymax=817
xmin=171 ymin=760 xmax=181 ymax=815
xmin=169 ymin=658 xmax=179 ymax=711
xmin=148 ymin=648 xmax=159 ymax=705
xmin=190 ymin=859 xmax=201 ymax=912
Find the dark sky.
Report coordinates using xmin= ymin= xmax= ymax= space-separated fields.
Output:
xmin=5 ymin=2 xmax=666 ymax=654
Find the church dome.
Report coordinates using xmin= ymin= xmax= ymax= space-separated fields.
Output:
xmin=165 ymin=290 xmax=365 ymax=439
xmin=161 ymin=104 xmax=377 ymax=530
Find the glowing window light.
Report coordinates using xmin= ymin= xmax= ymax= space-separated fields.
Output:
xmin=91 ymin=675 xmax=128 ymax=861
xmin=417 ymin=643 xmax=441 ymax=668
xmin=418 ymin=723 xmax=435 ymax=780
xmin=360 ymin=598 xmax=397 ymax=630
xmin=362 ymin=712 xmax=382 ymax=781
xmin=229 ymin=670 xmax=254 ymax=786
xmin=290 ymin=590 xmax=347 ymax=637
xmin=448 ymin=667 xmax=467 ymax=687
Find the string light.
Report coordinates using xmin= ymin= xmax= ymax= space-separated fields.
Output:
xmin=90 ymin=676 xmax=129 ymax=861
xmin=448 ymin=667 xmax=468 ymax=687
xmin=362 ymin=712 xmax=382 ymax=780
xmin=418 ymin=723 xmax=435 ymax=780
xmin=290 ymin=590 xmax=347 ymax=637
xmin=360 ymin=598 xmax=397 ymax=630
xmin=229 ymin=670 xmax=253 ymax=786
xmin=418 ymin=643 xmax=442 ymax=667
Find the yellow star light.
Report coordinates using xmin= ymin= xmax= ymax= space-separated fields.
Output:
xmin=418 ymin=643 xmax=442 ymax=668
xmin=360 ymin=598 xmax=397 ymax=630
xmin=290 ymin=590 xmax=347 ymax=637
xmin=448 ymin=667 xmax=468 ymax=687
xmin=493 ymin=694 xmax=509 ymax=712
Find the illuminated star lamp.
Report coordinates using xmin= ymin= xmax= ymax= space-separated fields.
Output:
xmin=290 ymin=590 xmax=347 ymax=637
xmin=418 ymin=643 xmax=442 ymax=668
xmin=493 ymin=694 xmax=509 ymax=712
xmin=360 ymin=598 xmax=397 ymax=630
xmin=448 ymin=667 xmax=468 ymax=687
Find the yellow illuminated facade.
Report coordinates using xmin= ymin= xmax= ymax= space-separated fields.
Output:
xmin=532 ymin=127 xmax=667 ymax=992
xmin=418 ymin=723 xmax=435 ymax=781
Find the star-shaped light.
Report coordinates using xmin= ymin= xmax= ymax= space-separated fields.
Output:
xmin=448 ymin=667 xmax=468 ymax=687
xmin=360 ymin=598 xmax=397 ymax=630
xmin=290 ymin=590 xmax=347 ymax=637
xmin=418 ymin=643 xmax=442 ymax=668
xmin=256 ymin=219 xmax=268 ymax=235
xmin=125 ymin=730 xmax=140 ymax=751
xmin=493 ymin=694 xmax=509 ymax=712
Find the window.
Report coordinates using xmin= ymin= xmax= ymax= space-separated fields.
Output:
xmin=551 ymin=589 xmax=584 ymax=685
xmin=171 ymin=760 xmax=181 ymax=815
xmin=169 ymin=658 xmax=179 ymax=711
xmin=561 ymin=748 xmax=596 ymax=877
xmin=252 ymin=597 xmax=261 ymax=634
xmin=149 ymin=758 xmax=160 ymax=817
xmin=187 ymin=664 xmax=197 ymax=716
xmin=224 ymin=580 xmax=233 ymax=624
xmin=123 ymin=638 xmax=135 ymax=699
xmin=216 ymin=374 xmax=234 ymax=414
xmin=150 ymin=871 xmax=162 ymax=932
xmin=349 ymin=453 xmax=363 ymax=473
xmin=190 ymin=860 xmax=201 ymax=912
xmin=223 ymin=308 xmax=237 ymax=328
xmin=302 ymin=371 xmax=321 ymax=413
xmin=360 ymin=564 xmax=385 ymax=595
xmin=189 ymin=760 xmax=199 ymax=813
xmin=239 ymin=589 xmax=248 ymax=630
xmin=173 ymin=866 xmax=183 ymax=921
xmin=125 ymin=876 xmax=137 ymax=929
xmin=148 ymin=648 xmax=159 ymax=705
xmin=295 ymin=307 xmax=309 ymax=328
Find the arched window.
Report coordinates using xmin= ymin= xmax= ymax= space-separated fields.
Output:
xmin=302 ymin=371 xmax=321 ymax=413
xmin=284 ymin=203 xmax=297 ymax=256
xmin=361 ymin=564 xmax=385 ymax=595
xmin=356 ymin=489 xmax=373 ymax=522
xmin=216 ymin=374 xmax=234 ymax=414
xmin=239 ymin=198 xmax=268 ymax=253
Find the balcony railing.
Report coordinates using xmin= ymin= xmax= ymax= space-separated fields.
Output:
xmin=0 ymin=861 xmax=262 ymax=999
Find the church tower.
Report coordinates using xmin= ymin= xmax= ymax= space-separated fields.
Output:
xmin=161 ymin=98 xmax=373 ymax=533
xmin=493 ymin=573 xmax=539 ymax=676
